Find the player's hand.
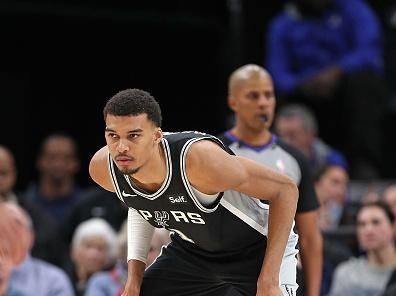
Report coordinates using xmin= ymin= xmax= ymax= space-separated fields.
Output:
xmin=121 ymin=289 xmax=139 ymax=296
xmin=120 ymin=282 xmax=140 ymax=296
xmin=256 ymin=280 xmax=283 ymax=296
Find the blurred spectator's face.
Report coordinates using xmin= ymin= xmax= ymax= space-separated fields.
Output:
xmin=357 ymin=206 xmax=394 ymax=252
xmin=315 ymin=166 xmax=349 ymax=205
xmin=72 ymin=236 xmax=109 ymax=275
xmin=0 ymin=149 xmax=16 ymax=197
xmin=37 ymin=136 xmax=79 ymax=181
xmin=383 ymin=186 xmax=396 ymax=218
xmin=0 ymin=203 xmax=32 ymax=294
xmin=147 ymin=233 xmax=166 ymax=267
xmin=229 ymin=75 xmax=276 ymax=132
xmin=275 ymin=116 xmax=313 ymax=153
xmin=0 ymin=204 xmax=31 ymax=265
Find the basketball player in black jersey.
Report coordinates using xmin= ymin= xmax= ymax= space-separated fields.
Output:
xmin=89 ymin=88 xmax=299 ymax=296
xmin=218 ymin=64 xmax=323 ymax=296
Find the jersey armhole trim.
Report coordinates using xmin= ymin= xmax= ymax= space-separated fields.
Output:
xmin=108 ymin=153 xmax=126 ymax=203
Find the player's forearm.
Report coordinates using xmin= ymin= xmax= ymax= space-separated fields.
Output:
xmin=259 ymin=183 xmax=298 ymax=283
xmin=299 ymin=233 xmax=323 ymax=296
xmin=123 ymin=259 xmax=146 ymax=295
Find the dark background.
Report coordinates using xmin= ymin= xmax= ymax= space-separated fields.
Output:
xmin=1 ymin=0 xmax=395 ymax=190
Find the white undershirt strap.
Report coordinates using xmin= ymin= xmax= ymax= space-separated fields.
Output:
xmin=191 ymin=186 xmax=218 ymax=207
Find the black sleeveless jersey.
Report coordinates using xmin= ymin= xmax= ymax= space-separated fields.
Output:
xmin=108 ymin=131 xmax=297 ymax=257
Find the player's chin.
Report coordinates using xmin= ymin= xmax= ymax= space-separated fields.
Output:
xmin=120 ymin=166 xmax=139 ymax=175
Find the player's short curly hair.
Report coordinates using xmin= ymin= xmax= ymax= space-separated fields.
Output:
xmin=103 ymin=88 xmax=162 ymax=127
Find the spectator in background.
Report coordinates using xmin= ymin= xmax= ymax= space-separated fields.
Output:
xmin=382 ymin=184 xmax=396 ymax=218
xmin=24 ymin=132 xmax=84 ymax=223
xmin=0 ymin=146 xmax=18 ymax=202
xmin=23 ymin=132 xmax=85 ymax=265
xmin=328 ymin=201 xmax=396 ymax=296
xmin=0 ymin=202 xmax=33 ymax=296
xmin=84 ymin=219 xmax=128 ymax=296
xmin=266 ymin=0 xmax=387 ymax=179
xmin=218 ymin=64 xmax=323 ymax=296
xmin=274 ymin=104 xmax=348 ymax=175
xmin=314 ymin=164 xmax=353 ymax=295
xmin=0 ymin=145 xmax=62 ymax=266
xmin=85 ymin=221 xmax=171 ymax=296
xmin=146 ymin=228 xmax=171 ymax=268
xmin=314 ymin=164 xmax=350 ymax=232
xmin=8 ymin=204 xmax=75 ymax=296
xmin=382 ymin=184 xmax=396 ymax=238
xmin=63 ymin=186 xmax=128 ymax=248
xmin=66 ymin=218 xmax=116 ymax=296
xmin=61 ymin=186 xmax=128 ymax=287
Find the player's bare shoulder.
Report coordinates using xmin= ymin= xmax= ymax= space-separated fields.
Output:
xmin=187 ymin=139 xmax=229 ymax=169
xmin=185 ymin=138 xmax=244 ymax=193
xmin=89 ymin=146 xmax=114 ymax=192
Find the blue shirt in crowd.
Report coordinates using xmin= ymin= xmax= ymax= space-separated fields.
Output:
xmin=85 ymin=263 xmax=127 ymax=296
xmin=23 ymin=184 xmax=82 ymax=224
xmin=10 ymin=254 xmax=75 ymax=296
xmin=4 ymin=286 xmax=31 ymax=296
xmin=265 ymin=0 xmax=384 ymax=94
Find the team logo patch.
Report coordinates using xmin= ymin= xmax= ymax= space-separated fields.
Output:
xmin=154 ymin=211 xmax=170 ymax=227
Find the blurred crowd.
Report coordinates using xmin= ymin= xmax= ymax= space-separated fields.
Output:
xmin=0 ymin=137 xmax=171 ymax=296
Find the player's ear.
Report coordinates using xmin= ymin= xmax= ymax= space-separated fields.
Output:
xmin=154 ymin=128 xmax=163 ymax=143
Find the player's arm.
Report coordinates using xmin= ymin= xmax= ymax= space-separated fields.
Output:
xmin=296 ymin=210 xmax=323 ymax=296
xmin=187 ymin=140 xmax=298 ymax=294
xmin=89 ymin=146 xmax=115 ymax=192
xmin=122 ymin=209 xmax=155 ymax=296
xmin=89 ymin=147 xmax=156 ymax=295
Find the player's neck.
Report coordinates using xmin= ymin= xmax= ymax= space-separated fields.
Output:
xmin=230 ymin=126 xmax=272 ymax=146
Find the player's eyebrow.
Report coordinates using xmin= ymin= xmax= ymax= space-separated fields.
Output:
xmin=105 ymin=127 xmax=143 ymax=133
